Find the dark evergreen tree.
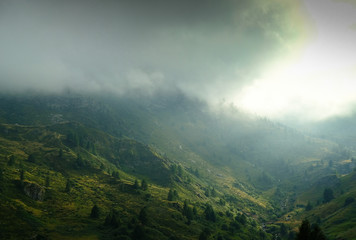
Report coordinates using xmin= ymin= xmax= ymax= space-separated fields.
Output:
xmin=90 ymin=204 xmax=100 ymax=218
xmin=310 ymin=223 xmax=327 ymax=240
xmin=344 ymin=196 xmax=355 ymax=206
xmin=204 ymin=188 xmax=210 ymax=197
xmin=171 ymin=164 xmax=177 ymax=174
xmin=204 ymin=204 xmax=216 ymax=222
xmin=20 ymin=169 xmax=24 ymax=182
xmin=132 ymin=225 xmax=146 ymax=240
xmin=323 ymin=188 xmax=334 ymax=203
xmin=211 ymin=187 xmax=217 ymax=197
xmin=27 ymin=154 xmax=36 ymax=163
xmin=141 ymin=179 xmax=148 ymax=191
xmin=112 ymin=171 xmax=120 ymax=179
xmin=168 ymin=189 xmax=178 ymax=201
xmin=173 ymin=189 xmax=179 ymax=200
xmin=199 ymin=228 xmax=211 ymax=240
xmin=65 ymin=179 xmax=71 ymax=193
xmin=280 ymin=223 xmax=288 ymax=236
xmin=104 ymin=210 xmax=120 ymax=228
xmin=305 ymin=201 xmax=313 ymax=211
xmin=139 ymin=207 xmax=148 ymax=225
xmin=177 ymin=165 xmax=183 ymax=177
xmin=193 ymin=206 xmax=198 ymax=216
xmin=59 ymin=149 xmax=63 ymax=158
xmin=235 ymin=213 xmax=247 ymax=225
xmin=295 ymin=219 xmax=311 ymax=240
xmin=182 ymin=200 xmax=194 ymax=221
xmin=45 ymin=176 xmax=50 ymax=188
xmin=75 ymin=154 xmax=85 ymax=168
xmin=168 ymin=189 xmax=174 ymax=201
xmin=7 ymin=155 xmax=15 ymax=166
xmin=67 ymin=131 xmax=79 ymax=147
xmin=133 ymin=179 xmax=139 ymax=189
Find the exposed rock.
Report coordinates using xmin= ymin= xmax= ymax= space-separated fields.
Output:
xmin=23 ymin=181 xmax=45 ymax=201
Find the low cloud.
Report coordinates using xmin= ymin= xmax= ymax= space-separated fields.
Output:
xmin=0 ymin=0 xmax=308 ymax=101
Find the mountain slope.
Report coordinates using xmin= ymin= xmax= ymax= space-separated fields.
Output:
xmin=0 ymin=93 xmax=355 ymax=239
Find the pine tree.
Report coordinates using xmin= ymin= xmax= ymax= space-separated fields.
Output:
xmin=45 ymin=176 xmax=50 ymax=188
xmin=27 ymin=154 xmax=36 ymax=163
xmin=204 ymin=204 xmax=216 ymax=222
xmin=7 ymin=155 xmax=15 ymax=166
xmin=193 ymin=206 xmax=198 ymax=216
xmin=20 ymin=169 xmax=25 ymax=182
xmin=90 ymin=204 xmax=100 ymax=218
xmin=204 ymin=188 xmax=210 ymax=197
xmin=104 ymin=211 xmax=119 ymax=227
xmin=310 ymin=223 xmax=327 ymax=240
xmin=177 ymin=165 xmax=183 ymax=177
xmin=296 ymin=219 xmax=311 ymax=240
xmin=59 ymin=149 xmax=63 ymax=158
xmin=168 ymin=189 xmax=174 ymax=201
xmin=183 ymin=200 xmax=194 ymax=221
xmin=305 ymin=201 xmax=313 ymax=211
xmin=173 ymin=189 xmax=179 ymax=200
xmin=141 ymin=179 xmax=148 ymax=191
xmin=132 ymin=224 xmax=146 ymax=240
xmin=134 ymin=179 xmax=139 ymax=189
xmin=65 ymin=179 xmax=71 ymax=193
xmin=139 ymin=207 xmax=148 ymax=225
xmin=323 ymin=188 xmax=334 ymax=203
xmin=211 ymin=187 xmax=217 ymax=197
xmin=199 ymin=228 xmax=211 ymax=240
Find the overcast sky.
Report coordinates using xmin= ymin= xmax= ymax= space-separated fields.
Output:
xmin=0 ymin=0 xmax=355 ymax=121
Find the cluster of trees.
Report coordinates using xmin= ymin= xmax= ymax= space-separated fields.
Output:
xmin=295 ymin=220 xmax=326 ymax=240
xmin=204 ymin=187 xmax=217 ymax=197
xmin=133 ymin=179 xmax=148 ymax=191
xmin=167 ymin=189 xmax=179 ymax=201
xmin=66 ymin=131 xmax=96 ymax=154
xmin=102 ymin=207 xmax=149 ymax=240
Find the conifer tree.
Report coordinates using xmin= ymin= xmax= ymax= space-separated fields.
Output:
xmin=90 ymin=204 xmax=100 ymax=218
xmin=7 ymin=155 xmax=15 ymax=166
xmin=296 ymin=219 xmax=311 ymax=240
xmin=65 ymin=179 xmax=71 ymax=193
xmin=134 ymin=179 xmax=139 ymax=189
xmin=168 ymin=189 xmax=174 ymax=201
xmin=139 ymin=207 xmax=148 ymax=225
xmin=45 ymin=176 xmax=50 ymax=188
xmin=20 ymin=169 xmax=25 ymax=182
xmin=310 ymin=223 xmax=327 ymax=240
xmin=27 ymin=154 xmax=36 ymax=163
xmin=141 ymin=179 xmax=148 ymax=191
xmin=323 ymin=188 xmax=334 ymax=203
xmin=204 ymin=204 xmax=216 ymax=222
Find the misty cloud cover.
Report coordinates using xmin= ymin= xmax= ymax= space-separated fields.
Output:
xmin=0 ymin=0 xmax=355 ymax=121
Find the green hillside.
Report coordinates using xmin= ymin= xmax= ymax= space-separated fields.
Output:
xmin=292 ymin=169 xmax=356 ymax=240
xmin=0 ymin=122 xmax=273 ymax=240
xmin=0 ymin=93 xmax=355 ymax=239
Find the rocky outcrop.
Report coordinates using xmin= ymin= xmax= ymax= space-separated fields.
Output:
xmin=23 ymin=182 xmax=45 ymax=201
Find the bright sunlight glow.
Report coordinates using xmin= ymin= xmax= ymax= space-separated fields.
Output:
xmin=235 ymin=0 xmax=356 ymax=121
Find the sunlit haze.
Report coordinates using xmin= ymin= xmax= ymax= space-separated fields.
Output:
xmin=235 ymin=0 xmax=356 ymax=121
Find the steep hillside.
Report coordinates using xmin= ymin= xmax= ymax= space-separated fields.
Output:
xmin=0 ymin=123 xmax=275 ymax=240
xmin=0 ymin=93 xmax=355 ymax=239
xmin=292 ymin=170 xmax=356 ymax=240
